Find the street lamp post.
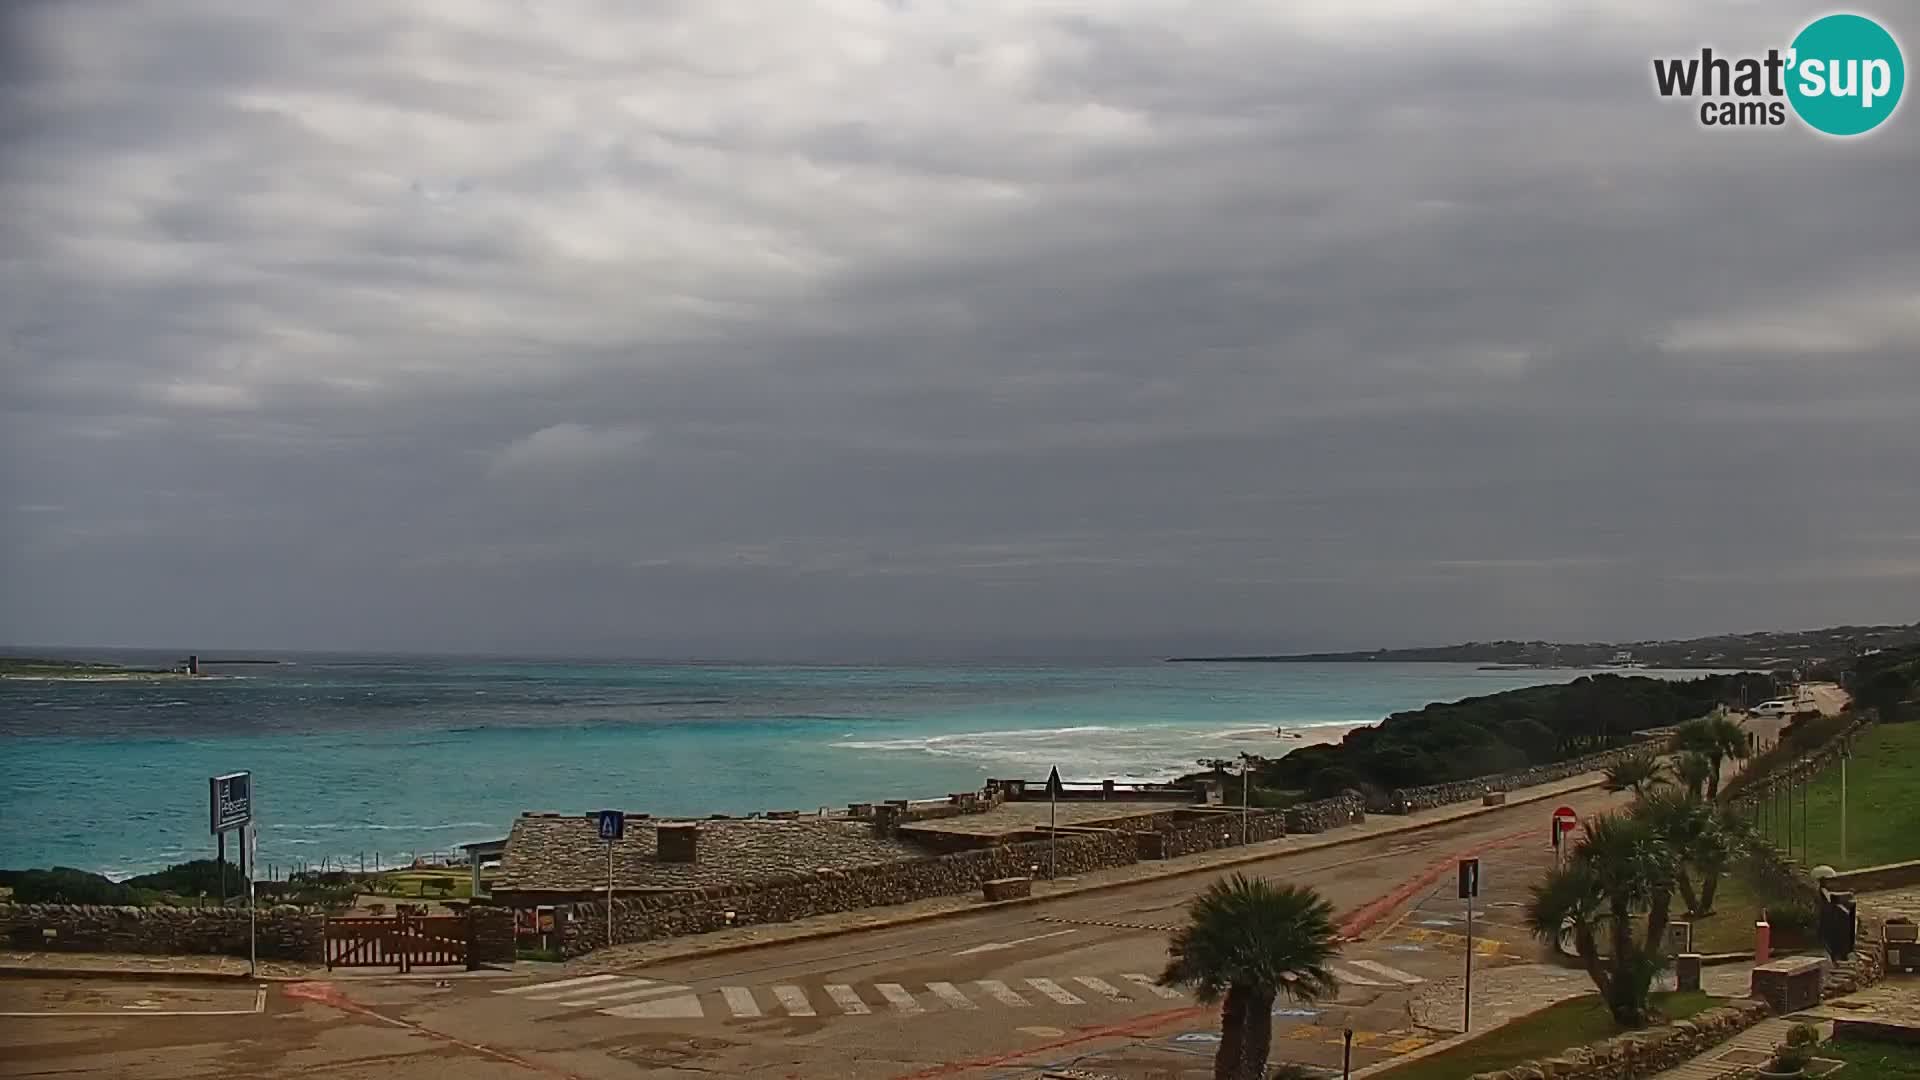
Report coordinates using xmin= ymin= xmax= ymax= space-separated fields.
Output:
xmin=1239 ymin=754 xmax=1252 ymax=845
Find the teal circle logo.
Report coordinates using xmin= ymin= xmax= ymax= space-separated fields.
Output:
xmin=1787 ymin=14 xmax=1905 ymax=135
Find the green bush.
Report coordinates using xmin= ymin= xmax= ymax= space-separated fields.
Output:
xmin=125 ymin=859 xmax=244 ymax=898
xmin=11 ymin=867 xmax=140 ymax=905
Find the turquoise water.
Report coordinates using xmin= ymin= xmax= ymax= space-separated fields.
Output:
xmin=0 ymin=656 xmax=1700 ymax=877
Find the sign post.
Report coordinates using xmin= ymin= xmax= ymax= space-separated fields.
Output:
xmin=1841 ymin=739 xmax=1851 ymax=864
xmin=247 ymin=826 xmax=258 ymax=977
xmin=208 ymin=772 xmax=254 ymax=963
xmin=596 ymin=810 xmax=625 ymax=949
xmin=1459 ymin=857 xmax=1480 ymax=1033
xmin=1046 ymin=767 xmax=1064 ymax=880
xmin=1551 ymin=806 xmax=1579 ymax=868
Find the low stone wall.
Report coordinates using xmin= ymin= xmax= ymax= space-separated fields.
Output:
xmin=560 ymin=829 xmax=1139 ymax=957
xmin=469 ymin=905 xmax=516 ymax=965
xmin=1136 ymin=811 xmax=1287 ymax=860
xmin=1285 ymin=792 xmax=1366 ymax=834
xmin=0 ymin=902 xmax=325 ymax=961
xmin=1380 ymin=739 xmax=1664 ymax=815
xmin=1467 ymin=999 xmax=1774 ymax=1080
xmin=1829 ymin=859 xmax=1920 ymax=894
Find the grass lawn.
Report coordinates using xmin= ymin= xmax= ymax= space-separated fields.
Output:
xmin=371 ymin=869 xmax=475 ymax=899
xmin=1817 ymin=1037 xmax=1920 ymax=1078
xmin=1749 ymin=720 xmax=1920 ymax=871
xmin=1368 ymin=992 xmax=1722 ymax=1080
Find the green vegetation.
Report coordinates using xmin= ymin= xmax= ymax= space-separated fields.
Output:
xmin=1259 ymin=672 xmax=1776 ymax=801
xmin=0 ymin=656 xmax=186 ymax=679
xmin=372 ymin=869 xmax=473 ymax=899
xmin=1817 ymin=1036 xmax=1920 ymax=1079
xmin=1159 ymin=875 xmax=1340 ymax=1080
xmin=1770 ymin=719 xmax=1920 ymax=870
xmin=1669 ymin=712 xmax=1748 ymax=799
xmin=1367 ymin=992 xmax=1720 ymax=1080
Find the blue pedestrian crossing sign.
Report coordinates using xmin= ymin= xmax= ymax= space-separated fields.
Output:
xmin=597 ymin=809 xmax=625 ymax=842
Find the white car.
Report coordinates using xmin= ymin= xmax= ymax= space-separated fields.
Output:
xmin=1748 ymin=700 xmax=1794 ymax=717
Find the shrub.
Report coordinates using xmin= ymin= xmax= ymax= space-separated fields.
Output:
xmin=11 ymin=867 xmax=139 ymax=905
xmin=125 ymin=859 xmax=244 ymax=898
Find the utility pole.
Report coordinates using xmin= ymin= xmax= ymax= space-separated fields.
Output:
xmin=1841 ymin=741 xmax=1850 ymax=864
xmin=1239 ymin=754 xmax=1252 ymax=845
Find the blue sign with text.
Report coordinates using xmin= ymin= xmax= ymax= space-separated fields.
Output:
xmin=597 ymin=809 xmax=625 ymax=842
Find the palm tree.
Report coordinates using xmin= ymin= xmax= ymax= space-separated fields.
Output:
xmin=1525 ymin=812 xmax=1677 ymax=1027
xmin=1161 ymin=874 xmax=1340 ymax=1080
xmin=1638 ymin=791 xmax=1750 ymax=915
xmin=1603 ymin=755 xmax=1670 ymax=797
xmin=1673 ymin=751 xmax=1714 ymax=801
xmin=1669 ymin=713 xmax=1750 ymax=798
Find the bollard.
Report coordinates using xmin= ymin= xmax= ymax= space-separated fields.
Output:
xmin=1756 ymin=918 xmax=1772 ymax=965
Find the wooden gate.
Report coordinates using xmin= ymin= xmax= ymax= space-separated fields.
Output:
xmin=325 ymin=912 xmax=471 ymax=971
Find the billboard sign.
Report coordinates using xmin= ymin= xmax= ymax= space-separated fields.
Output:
xmin=209 ymin=772 xmax=252 ymax=834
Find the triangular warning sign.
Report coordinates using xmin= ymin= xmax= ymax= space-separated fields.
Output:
xmin=1046 ymin=766 xmax=1064 ymax=798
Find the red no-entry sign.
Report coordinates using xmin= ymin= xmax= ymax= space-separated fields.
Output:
xmin=1552 ymin=806 xmax=1580 ymax=847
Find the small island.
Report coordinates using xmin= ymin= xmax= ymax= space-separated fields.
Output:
xmin=2 ymin=656 xmax=200 ymax=681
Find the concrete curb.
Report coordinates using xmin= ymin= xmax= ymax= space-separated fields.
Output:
xmin=0 ymin=964 xmax=272 ymax=985
xmin=570 ymin=774 xmax=1608 ymax=972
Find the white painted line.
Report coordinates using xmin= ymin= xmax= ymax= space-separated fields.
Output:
xmin=824 ymin=984 xmax=870 ymax=1015
xmin=876 ymin=983 xmax=923 ymax=1015
xmin=721 ymin=987 xmax=761 ymax=1018
xmin=602 ymin=994 xmax=704 ymax=1019
xmin=1328 ymin=964 xmax=1389 ymax=987
xmin=1074 ymin=976 xmax=1129 ymax=1002
xmin=953 ymin=928 xmax=1079 ymax=956
xmin=976 ymin=980 xmax=1030 ymax=1007
xmin=563 ymin=982 xmax=688 ymax=1007
xmin=530 ymin=977 xmax=650 ymax=1002
xmin=1348 ymin=959 xmax=1423 ymax=985
xmin=772 ymin=985 xmax=816 ymax=1017
xmin=927 ymin=981 xmax=976 ymax=1010
xmin=1121 ymin=974 xmax=1183 ymax=999
xmin=496 ymin=973 xmax=624 ymax=996
xmin=1024 ymin=978 xmax=1085 ymax=1005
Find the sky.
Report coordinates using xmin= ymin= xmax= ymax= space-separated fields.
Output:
xmin=2 ymin=1 xmax=1918 ymax=661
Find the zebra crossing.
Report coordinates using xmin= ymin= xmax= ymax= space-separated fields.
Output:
xmin=493 ymin=960 xmax=1425 ymax=1021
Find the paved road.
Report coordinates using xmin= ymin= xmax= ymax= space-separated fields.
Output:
xmin=1 ymin=783 xmax=1635 ymax=1080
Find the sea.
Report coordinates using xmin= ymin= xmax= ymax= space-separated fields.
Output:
xmin=0 ymin=653 xmax=1714 ymax=879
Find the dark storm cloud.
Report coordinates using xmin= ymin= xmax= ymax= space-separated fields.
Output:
xmin=2 ymin=0 xmax=1917 ymax=659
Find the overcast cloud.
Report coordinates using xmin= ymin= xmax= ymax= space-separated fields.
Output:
xmin=2 ymin=0 xmax=1917 ymax=660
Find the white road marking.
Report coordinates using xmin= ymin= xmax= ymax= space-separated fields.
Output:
xmin=1073 ymin=976 xmax=1129 ymax=1002
xmin=773 ymin=985 xmax=816 ymax=1017
xmin=976 ymin=980 xmax=1031 ymax=1007
xmin=824 ymin=984 xmax=870 ymax=1015
xmin=496 ymin=974 xmax=623 ymax=996
xmin=926 ymin=981 xmax=976 ymax=1010
xmin=952 ymin=929 xmax=1079 ymax=956
xmin=531 ymin=977 xmax=652 ymax=1002
xmin=1024 ymin=978 xmax=1085 ymax=1005
xmin=602 ymin=994 xmax=704 ymax=1019
xmin=557 ymin=982 xmax=689 ymax=1006
xmin=721 ymin=987 xmax=761 ymax=1018
xmin=1348 ymin=959 xmax=1423 ymax=985
xmin=876 ymin=983 xmax=924 ymax=1015
xmin=1329 ymin=964 xmax=1389 ymax=987
xmin=1121 ymin=974 xmax=1184 ymax=999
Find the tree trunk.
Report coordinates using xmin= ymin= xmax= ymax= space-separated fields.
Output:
xmin=1707 ymin=759 xmax=1721 ymax=799
xmin=1699 ymin=871 xmax=1721 ymax=915
xmin=1237 ymin=988 xmax=1276 ymax=1080
xmin=1574 ymin=923 xmax=1613 ymax=1002
xmin=1214 ymin=987 xmax=1247 ymax=1080
xmin=1674 ymin=867 xmax=1700 ymax=916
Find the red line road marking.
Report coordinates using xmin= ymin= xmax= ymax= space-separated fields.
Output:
xmin=282 ymin=981 xmax=585 ymax=1079
xmin=1335 ymin=826 xmax=1534 ymax=939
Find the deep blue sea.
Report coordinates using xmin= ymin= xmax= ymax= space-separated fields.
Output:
xmin=0 ymin=653 xmax=1715 ymax=878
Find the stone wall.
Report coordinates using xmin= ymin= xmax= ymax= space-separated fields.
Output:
xmin=1830 ymin=859 xmax=1920 ymax=894
xmin=1379 ymin=739 xmax=1665 ymax=815
xmin=0 ymin=902 xmax=325 ymax=961
xmin=1136 ymin=811 xmax=1287 ymax=860
xmin=469 ymin=905 xmax=516 ymax=965
xmin=559 ymin=829 xmax=1140 ymax=957
xmin=1284 ymin=792 xmax=1366 ymax=834
xmin=1467 ymin=999 xmax=1774 ymax=1080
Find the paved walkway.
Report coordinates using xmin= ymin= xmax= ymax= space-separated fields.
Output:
xmin=0 ymin=950 xmax=321 ymax=981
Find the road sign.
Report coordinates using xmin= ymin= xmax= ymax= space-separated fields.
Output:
xmin=1458 ymin=857 xmax=1480 ymax=899
xmin=1552 ymin=806 xmax=1579 ymax=846
xmin=209 ymin=772 xmax=252 ymax=834
xmin=597 ymin=810 xmax=626 ymax=842
xmin=1045 ymin=766 xmax=1065 ymax=799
